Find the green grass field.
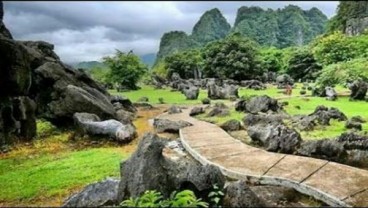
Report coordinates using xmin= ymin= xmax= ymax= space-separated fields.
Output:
xmin=0 ymin=120 xmax=130 ymax=206
xmin=0 ymin=148 xmax=127 ymax=203
xmin=112 ymin=84 xmax=367 ymax=140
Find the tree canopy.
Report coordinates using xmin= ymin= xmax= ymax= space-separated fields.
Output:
xmin=103 ymin=50 xmax=148 ymax=90
xmin=201 ymin=33 xmax=261 ymax=81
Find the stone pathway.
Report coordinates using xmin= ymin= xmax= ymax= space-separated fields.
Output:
xmin=157 ymin=107 xmax=368 ymax=207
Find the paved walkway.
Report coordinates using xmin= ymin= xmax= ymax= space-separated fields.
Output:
xmin=157 ymin=107 xmax=368 ymax=207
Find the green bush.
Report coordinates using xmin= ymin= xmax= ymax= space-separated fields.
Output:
xmin=316 ymin=58 xmax=368 ymax=87
xmin=164 ymin=49 xmax=203 ymax=79
xmin=36 ymin=120 xmax=57 ymax=138
xmin=259 ymin=47 xmax=284 ymax=73
xmin=103 ymin=50 xmax=148 ymax=90
xmin=285 ymin=48 xmax=322 ymax=81
xmin=202 ymin=32 xmax=261 ymax=80
xmin=311 ymin=31 xmax=368 ymax=66
xmin=120 ymin=190 xmax=208 ymax=208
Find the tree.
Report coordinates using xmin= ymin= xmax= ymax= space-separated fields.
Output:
xmin=311 ymin=31 xmax=368 ymax=66
xmin=316 ymin=58 xmax=368 ymax=87
xmin=164 ymin=49 xmax=203 ymax=79
xmin=259 ymin=47 xmax=284 ymax=73
xmin=103 ymin=50 xmax=148 ymax=90
xmin=202 ymin=33 xmax=261 ymax=81
xmin=311 ymin=31 xmax=356 ymax=66
xmin=285 ymin=48 xmax=322 ymax=81
xmin=89 ymin=66 xmax=111 ymax=85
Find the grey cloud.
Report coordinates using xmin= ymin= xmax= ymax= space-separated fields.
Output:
xmin=2 ymin=1 xmax=339 ymax=63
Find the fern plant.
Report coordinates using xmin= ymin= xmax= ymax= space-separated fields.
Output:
xmin=208 ymin=184 xmax=224 ymax=207
xmin=120 ymin=189 xmax=208 ymax=208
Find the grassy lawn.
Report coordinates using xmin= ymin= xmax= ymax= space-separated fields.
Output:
xmin=0 ymin=121 xmax=134 ymax=206
xmin=0 ymin=106 xmax=165 ymax=206
xmin=0 ymin=147 xmax=127 ymax=205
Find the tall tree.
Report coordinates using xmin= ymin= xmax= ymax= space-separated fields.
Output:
xmin=103 ymin=50 xmax=148 ymax=90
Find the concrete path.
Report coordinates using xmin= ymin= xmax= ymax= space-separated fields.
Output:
xmin=157 ymin=107 xmax=368 ymax=207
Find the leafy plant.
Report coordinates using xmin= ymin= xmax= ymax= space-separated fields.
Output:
xmin=202 ymin=32 xmax=261 ymax=81
xmin=208 ymin=184 xmax=224 ymax=207
xmin=36 ymin=119 xmax=57 ymax=138
xmin=103 ymin=50 xmax=148 ymax=90
xmin=120 ymin=189 xmax=208 ymax=208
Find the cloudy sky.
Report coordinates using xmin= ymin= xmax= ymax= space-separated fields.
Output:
xmin=3 ymin=1 xmax=339 ymax=64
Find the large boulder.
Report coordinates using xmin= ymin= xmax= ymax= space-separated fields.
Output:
xmin=240 ymin=80 xmax=266 ymax=90
xmin=12 ymin=96 xmax=37 ymax=140
xmin=153 ymin=118 xmax=192 ymax=133
xmin=223 ymin=180 xmax=265 ymax=207
xmin=116 ymin=109 xmax=135 ymax=124
xmin=62 ymin=178 xmax=119 ymax=207
xmin=337 ymin=132 xmax=368 ymax=150
xmin=245 ymin=95 xmax=281 ymax=114
xmin=117 ymin=133 xmax=225 ymax=202
xmin=167 ymin=105 xmax=182 ymax=114
xmin=348 ymin=80 xmax=368 ymax=100
xmin=325 ymin=86 xmax=337 ymax=101
xmin=248 ymin=124 xmax=302 ymax=154
xmin=73 ymin=113 xmax=136 ymax=142
xmin=296 ymin=139 xmax=346 ymax=162
xmin=207 ymin=107 xmax=230 ymax=117
xmin=276 ymin=74 xmax=294 ymax=89
xmin=111 ymin=95 xmax=136 ymax=113
xmin=47 ymin=85 xmax=116 ymax=124
xmin=309 ymin=105 xmax=347 ymax=125
xmin=189 ymin=107 xmax=205 ymax=116
xmin=207 ymin=83 xmax=239 ymax=100
xmin=243 ymin=113 xmax=285 ymax=127
xmin=31 ymin=61 xmax=118 ymax=124
xmin=235 ymin=99 xmax=247 ymax=112
xmin=0 ymin=38 xmax=31 ymax=97
xmin=220 ymin=119 xmax=242 ymax=132
xmin=19 ymin=41 xmax=60 ymax=67
xmin=345 ymin=120 xmax=362 ymax=131
xmin=183 ymin=86 xmax=199 ymax=100
xmin=291 ymin=115 xmax=317 ymax=131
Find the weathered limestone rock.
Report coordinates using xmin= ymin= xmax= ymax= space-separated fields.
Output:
xmin=62 ymin=178 xmax=120 ymax=207
xmin=153 ymin=118 xmax=192 ymax=133
xmin=73 ymin=113 xmax=136 ymax=142
xmin=117 ymin=133 xmax=225 ymax=202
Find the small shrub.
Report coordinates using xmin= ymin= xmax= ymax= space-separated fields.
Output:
xmin=36 ymin=120 xmax=57 ymax=138
xmin=120 ymin=189 xmax=208 ymax=208
xmin=208 ymin=184 xmax=225 ymax=207
xmin=202 ymin=98 xmax=211 ymax=105
xmin=158 ymin=97 xmax=165 ymax=104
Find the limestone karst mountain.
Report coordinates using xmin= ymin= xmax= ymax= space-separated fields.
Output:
xmin=155 ymin=5 xmax=328 ymax=64
xmin=328 ymin=1 xmax=368 ymax=36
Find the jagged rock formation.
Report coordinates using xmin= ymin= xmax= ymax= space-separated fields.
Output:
xmin=233 ymin=5 xmax=327 ymax=48
xmin=0 ymin=2 xmax=136 ymax=146
xmin=155 ymin=8 xmax=231 ymax=63
xmin=0 ymin=2 xmax=36 ymax=145
xmin=155 ymin=5 xmax=328 ymax=65
xmin=328 ymin=1 xmax=368 ymax=36
xmin=191 ymin=8 xmax=231 ymax=46
xmin=155 ymin=31 xmax=200 ymax=62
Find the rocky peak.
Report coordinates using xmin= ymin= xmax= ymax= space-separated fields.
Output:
xmin=191 ymin=8 xmax=231 ymax=45
xmin=155 ymin=31 xmax=199 ymax=63
xmin=0 ymin=1 xmax=12 ymax=39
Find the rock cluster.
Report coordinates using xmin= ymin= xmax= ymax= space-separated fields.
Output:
xmin=0 ymin=4 xmax=137 ymax=146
